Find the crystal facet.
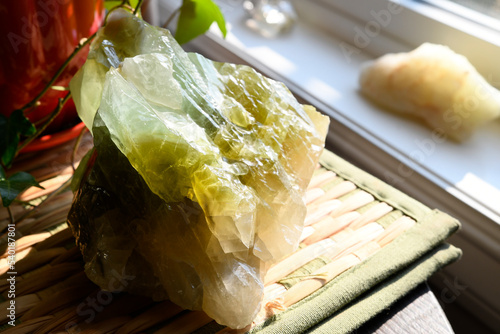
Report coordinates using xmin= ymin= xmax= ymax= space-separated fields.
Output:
xmin=68 ymin=10 xmax=329 ymax=329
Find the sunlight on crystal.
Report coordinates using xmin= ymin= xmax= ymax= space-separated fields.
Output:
xmin=69 ymin=9 xmax=329 ymax=330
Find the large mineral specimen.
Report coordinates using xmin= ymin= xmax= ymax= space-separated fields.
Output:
xmin=68 ymin=9 xmax=329 ymax=329
xmin=359 ymin=43 xmax=500 ymax=141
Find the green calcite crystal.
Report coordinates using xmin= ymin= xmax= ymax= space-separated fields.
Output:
xmin=68 ymin=9 xmax=329 ymax=329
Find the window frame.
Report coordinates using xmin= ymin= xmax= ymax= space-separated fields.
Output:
xmin=298 ymin=0 xmax=500 ymax=86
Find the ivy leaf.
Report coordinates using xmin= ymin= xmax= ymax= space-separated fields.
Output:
xmin=0 ymin=166 xmax=43 ymax=207
xmin=104 ymin=0 xmax=122 ymax=11
xmin=175 ymin=0 xmax=227 ymax=45
xmin=11 ymin=109 xmax=36 ymax=135
xmin=0 ymin=110 xmax=36 ymax=168
xmin=104 ymin=0 xmax=140 ymax=12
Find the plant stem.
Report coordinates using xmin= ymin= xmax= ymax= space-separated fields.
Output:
xmin=163 ymin=6 xmax=181 ymax=28
xmin=17 ymin=92 xmax=71 ymax=154
xmin=7 ymin=206 xmax=14 ymax=225
xmin=133 ymin=0 xmax=144 ymax=15
xmin=19 ymin=33 xmax=97 ymax=115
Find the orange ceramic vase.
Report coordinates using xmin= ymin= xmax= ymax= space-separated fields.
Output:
xmin=0 ymin=0 xmax=104 ymax=134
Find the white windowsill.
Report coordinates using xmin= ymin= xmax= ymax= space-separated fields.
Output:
xmin=185 ymin=0 xmax=500 ymax=226
xmin=151 ymin=0 xmax=500 ymax=329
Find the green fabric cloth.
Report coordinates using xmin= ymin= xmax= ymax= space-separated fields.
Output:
xmin=245 ymin=150 xmax=462 ymax=334
xmin=309 ymin=244 xmax=460 ymax=333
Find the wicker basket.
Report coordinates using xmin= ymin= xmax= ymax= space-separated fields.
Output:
xmin=0 ymin=134 xmax=461 ymax=334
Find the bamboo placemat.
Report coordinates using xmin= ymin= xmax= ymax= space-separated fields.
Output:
xmin=0 ymin=133 xmax=461 ymax=334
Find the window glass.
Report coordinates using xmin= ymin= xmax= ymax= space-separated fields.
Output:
xmin=443 ymin=0 xmax=500 ymax=19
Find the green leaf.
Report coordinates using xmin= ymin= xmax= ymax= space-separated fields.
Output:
xmin=104 ymin=0 xmax=140 ymax=12
xmin=0 ymin=115 xmax=9 ymax=164
xmin=105 ymin=0 xmax=122 ymax=11
xmin=11 ymin=109 xmax=36 ymax=136
xmin=0 ymin=167 xmax=43 ymax=207
xmin=0 ymin=110 xmax=36 ymax=167
xmin=129 ymin=0 xmax=140 ymax=9
xmin=175 ymin=0 xmax=227 ymax=45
